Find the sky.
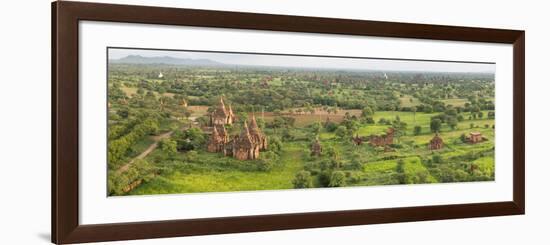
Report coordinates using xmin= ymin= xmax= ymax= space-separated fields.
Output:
xmin=109 ymin=48 xmax=495 ymax=73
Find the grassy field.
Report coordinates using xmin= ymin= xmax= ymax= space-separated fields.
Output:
xmin=131 ymin=142 xmax=306 ymax=194
xmin=121 ymin=85 xmax=175 ymax=98
xmin=126 ymin=108 xmax=495 ymax=195
xmin=399 ymin=94 xmax=422 ymax=107
xmin=440 ymin=98 xmax=469 ymax=107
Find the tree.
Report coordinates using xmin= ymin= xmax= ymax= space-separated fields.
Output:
xmin=292 ymin=171 xmax=313 ymax=188
xmin=269 ymin=137 xmax=283 ymax=153
xmin=349 ymin=158 xmax=363 ymax=171
xmin=363 ymin=116 xmax=375 ymax=124
xmin=136 ymin=88 xmax=145 ymax=95
xmin=413 ymin=125 xmax=422 ymax=136
xmin=361 ymin=106 xmax=374 ymax=117
xmin=460 ymin=133 xmax=467 ymax=142
xmin=430 ymin=118 xmax=442 ymax=133
xmin=396 ymin=159 xmax=406 ymax=184
xmin=424 ymin=105 xmax=433 ymax=113
xmin=174 ymin=127 xmax=206 ymax=151
xmin=328 ymin=171 xmax=346 ymax=187
xmin=237 ymin=112 xmax=248 ymax=123
xmin=477 ymin=111 xmax=484 ymax=119
xmin=160 ymin=138 xmax=177 ymax=156
xmin=325 ymin=121 xmax=338 ymax=132
xmin=392 ymin=121 xmax=407 ymax=143
xmin=256 ymin=117 xmax=266 ymax=129
xmin=281 ymin=128 xmax=295 ymax=141
xmin=117 ymin=107 xmax=129 ymax=118
xmin=326 ymin=146 xmax=340 ymax=162
xmin=334 ymin=126 xmax=348 ymax=139
xmin=447 ymin=116 xmax=458 ymax=130
xmin=432 ymin=154 xmax=442 ymax=164
xmin=311 ymin=122 xmax=322 ymax=135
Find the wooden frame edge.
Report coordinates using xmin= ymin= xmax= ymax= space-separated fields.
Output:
xmin=51 ymin=1 xmax=57 ymax=243
xmin=512 ymin=31 xmax=525 ymax=214
xmin=52 ymin=1 xmax=526 ymax=244
xmin=58 ymin=201 xmax=523 ymax=244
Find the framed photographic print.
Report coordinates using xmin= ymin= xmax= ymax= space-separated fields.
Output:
xmin=52 ymin=1 xmax=525 ymax=244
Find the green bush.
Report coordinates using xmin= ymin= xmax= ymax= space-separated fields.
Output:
xmin=432 ymin=154 xmax=443 ymax=164
xmin=293 ymin=171 xmax=313 ymax=188
xmin=329 ymin=171 xmax=347 ymax=187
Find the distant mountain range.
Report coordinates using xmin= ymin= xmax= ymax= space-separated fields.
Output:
xmin=110 ymin=55 xmax=225 ymax=66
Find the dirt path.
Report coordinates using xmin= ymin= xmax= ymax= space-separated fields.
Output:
xmin=116 ymin=130 xmax=175 ymax=174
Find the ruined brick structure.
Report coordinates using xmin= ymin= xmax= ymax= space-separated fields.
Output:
xmin=248 ymin=115 xmax=268 ymax=151
xmin=180 ymin=99 xmax=188 ymax=107
xmin=369 ymin=128 xmax=395 ymax=147
xmin=352 ymin=134 xmax=365 ymax=146
xmin=207 ymin=125 xmax=229 ymax=153
xmin=428 ymin=133 xmax=444 ymax=150
xmin=232 ymin=121 xmax=260 ymax=160
xmin=206 ymin=109 xmax=268 ymax=160
xmin=209 ymin=97 xmax=235 ymax=126
xmin=311 ymin=137 xmax=322 ymax=156
xmin=468 ymin=132 xmax=483 ymax=144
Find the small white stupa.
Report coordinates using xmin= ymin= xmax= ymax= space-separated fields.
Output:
xmin=158 ymin=72 xmax=164 ymax=78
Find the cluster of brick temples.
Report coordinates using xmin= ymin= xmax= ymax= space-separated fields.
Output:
xmin=206 ymin=98 xmax=268 ymax=160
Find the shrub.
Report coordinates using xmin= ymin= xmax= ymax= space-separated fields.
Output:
xmin=348 ymin=159 xmax=363 ymax=171
xmin=334 ymin=126 xmax=348 ymax=139
xmin=317 ymin=171 xmax=332 ymax=187
xmin=257 ymin=159 xmax=274 ymax=172
xmin=292 ymin=171 xmax=313 ymax=188
xmin=329 ymin=171 xmax=347 ymax=187
xmin=269 ymin=137 xmax=283 ymax=153
xmin=363 ymin=117 xmax=375 ymax=124
xmin=318 ymin=159 xmax=332 ymax=171
xmin=325 ymin=121 xmax=338 ymax=132
xmin=378 ymin=118 xmax=388 ymax=124
xmin=346 ymin=171 xmax=363 ymax=183
xmin=413 ymin=126 xmax=422 ymax=135
xmin=160 ymin=139 xmax=177 ymax=156
xmin=432 ymin=154 xmax=443 ymax=164
xmin=460 ymin=133 xmax=467 ymax=143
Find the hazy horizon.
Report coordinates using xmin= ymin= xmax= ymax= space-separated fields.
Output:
xmin=109 ymin=48 xmax=496 ymax=73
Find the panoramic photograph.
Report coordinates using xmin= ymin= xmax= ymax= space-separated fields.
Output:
xmin=107 ymin=48 xmax=495 ymax=196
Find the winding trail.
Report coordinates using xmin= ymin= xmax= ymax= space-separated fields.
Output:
xmin=116 ymin=130 xmax=175 ymax=174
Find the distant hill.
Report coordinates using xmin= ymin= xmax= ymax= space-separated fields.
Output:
xmin=110 ymin=55 xmax=225 ymax=66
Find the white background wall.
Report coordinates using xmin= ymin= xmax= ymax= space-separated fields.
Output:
xmin=0 ymin=0 xmax=547 ymax=244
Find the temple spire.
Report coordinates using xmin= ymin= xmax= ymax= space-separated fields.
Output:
xmin=218 ymin=97 xmax=226 ymax=109
xmin=250 ymin=113 xmax=259 ymax=129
